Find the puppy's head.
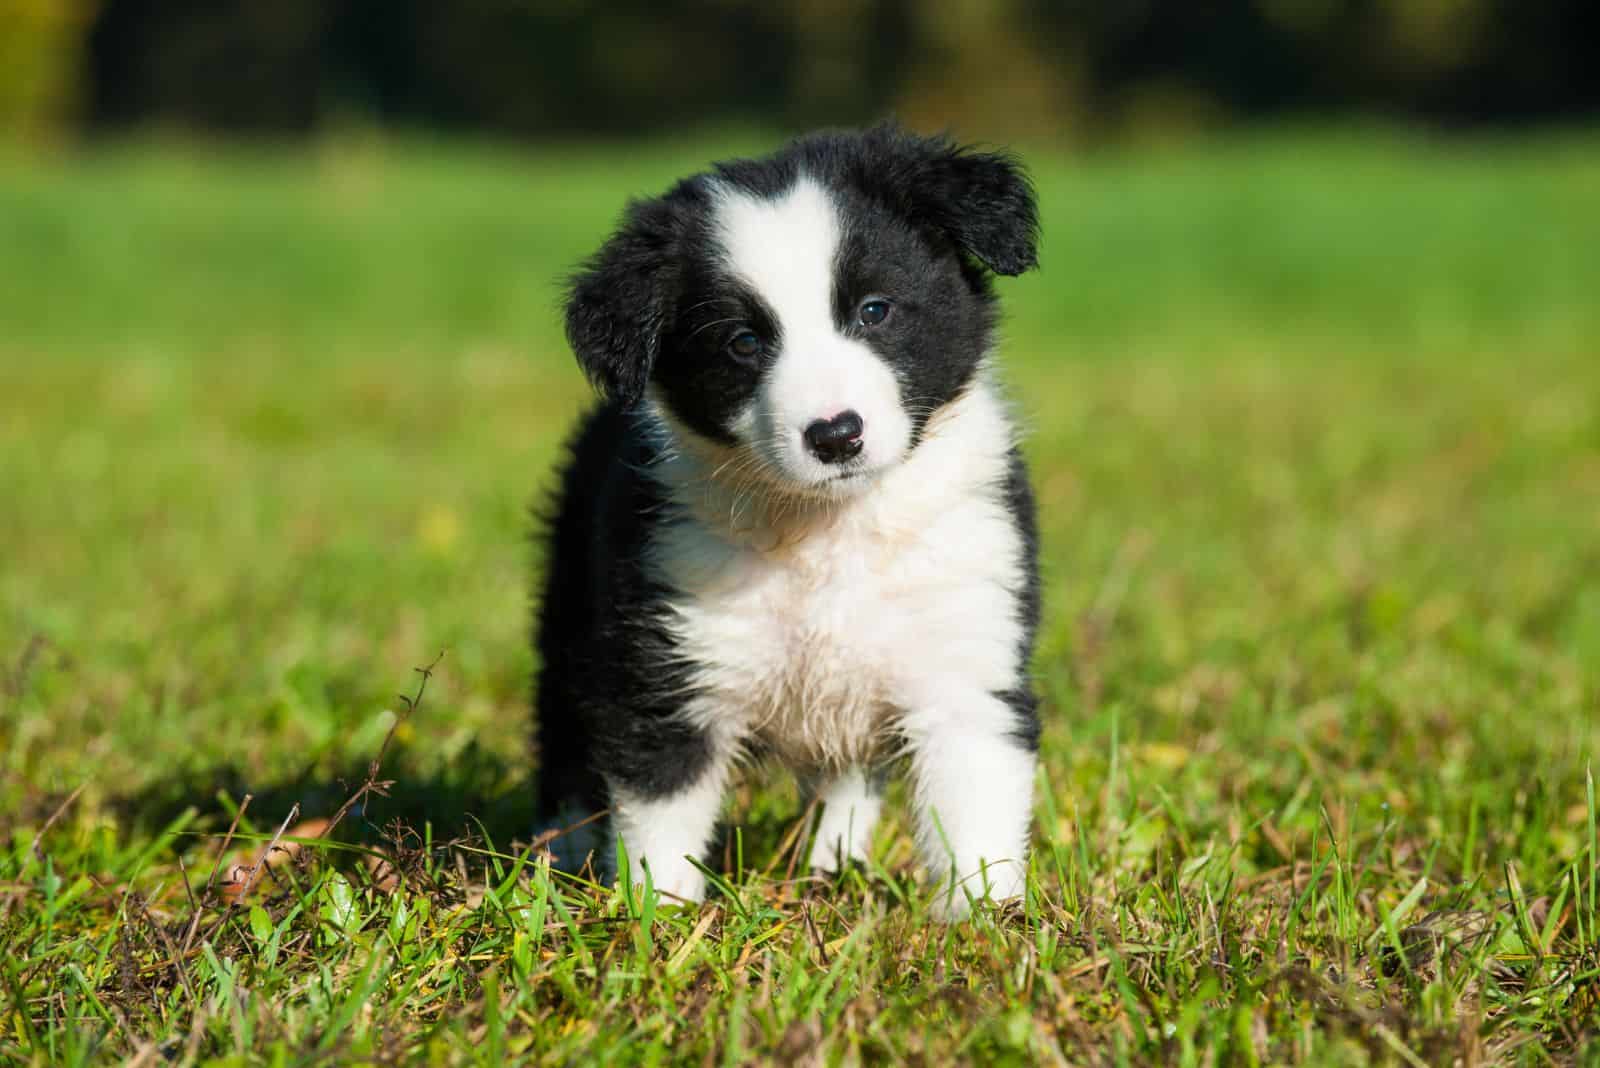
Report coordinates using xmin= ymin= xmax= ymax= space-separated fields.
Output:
xmin=565 ymin=124 xmax=1038 ymax=496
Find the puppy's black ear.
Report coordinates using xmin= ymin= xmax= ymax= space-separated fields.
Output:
xmin=565 ymin=199 xmax=678 ymax=408
xmin=867 ymin=124 xmax=1040 ymax=276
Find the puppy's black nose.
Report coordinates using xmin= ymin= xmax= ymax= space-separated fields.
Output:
xmin=803 ymin=410 xmax=865 ymax=464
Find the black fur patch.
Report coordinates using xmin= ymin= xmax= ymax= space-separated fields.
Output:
xmin=532 ymin=404 xmax=712 ymax=818
xmin=995 ymin=446 xmax=1043 ymax=751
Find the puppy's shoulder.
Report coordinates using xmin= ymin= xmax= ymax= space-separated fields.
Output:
xmin=546 ymin=400 xmax=678 ymax=587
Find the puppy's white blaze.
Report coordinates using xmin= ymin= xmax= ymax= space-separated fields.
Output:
xmin=712 ymin=177 xmax=911 ymax=483
xmin=807 ymin=768 xmax=882 ymax=872
xmin=610 ymin=766 xmax=727 ymax=905
xmin=714 ymin=177 xmax=838 ymax=358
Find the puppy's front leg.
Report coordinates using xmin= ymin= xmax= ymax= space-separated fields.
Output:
xmin=903 ymin=694 xmax=1036 ymax=918
xmin=609 ymin=745 xmax=731 ymax=905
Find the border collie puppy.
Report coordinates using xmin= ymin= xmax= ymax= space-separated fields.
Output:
xmin=534 ymin=124 xmax=1041 ymax=915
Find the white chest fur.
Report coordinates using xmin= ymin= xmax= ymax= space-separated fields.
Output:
xmin=645 ymin=382 xmax=1026 ymax=769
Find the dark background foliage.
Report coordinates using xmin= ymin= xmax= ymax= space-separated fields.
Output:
xmin=5 ymin=0 xmax=1596 ymax=141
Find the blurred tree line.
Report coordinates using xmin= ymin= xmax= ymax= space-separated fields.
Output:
xmin=2 ymin=0 xmax=1596 ymax=140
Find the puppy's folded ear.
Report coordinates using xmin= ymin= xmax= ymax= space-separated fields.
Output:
xmin=565 ymin=199 xmax=678 ymax=408
xmin=866 ymin=124 xmax=1040 ymax=277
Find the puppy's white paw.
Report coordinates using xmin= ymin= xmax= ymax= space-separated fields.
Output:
xmin=930 ymin=858 xmax=1027 ymax=921
xmin=634 ymin=855 xmax=707 ymax=906
xmin=612 ymin=770 xmax=726 ymax=908
xmin=806 ymin=769 xmax=882 ymax=874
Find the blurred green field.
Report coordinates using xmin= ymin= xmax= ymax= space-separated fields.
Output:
xmin=2 ymin=130 xmax=1599 ymax=1063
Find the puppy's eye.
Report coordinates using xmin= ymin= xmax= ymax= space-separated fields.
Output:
xmin=857 ymin=299 xmax=892 ymax=327
xmin=727 ymin=330 xmax=763 ymax=360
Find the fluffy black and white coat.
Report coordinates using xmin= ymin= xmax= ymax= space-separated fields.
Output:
xmin=533 ymin=124 xmax=1041 ymax=915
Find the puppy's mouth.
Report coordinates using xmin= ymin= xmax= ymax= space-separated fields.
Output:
xmin=758 ymin=455 xmax=887 ymax=499
xmin=810 ymin=460 xmax=890 ymax=497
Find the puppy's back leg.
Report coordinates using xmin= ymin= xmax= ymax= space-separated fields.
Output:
xmin=532 ymin=704 xmax=608 ymax=874
xmin=805 ymin=767 xmax=884 ymax=873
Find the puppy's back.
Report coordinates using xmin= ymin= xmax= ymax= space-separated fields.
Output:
xmin=531 ymin=402 xmax=634 ymax=842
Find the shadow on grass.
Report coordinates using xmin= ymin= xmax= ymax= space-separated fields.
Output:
xmin=104 ymin=741 xmax=806 ymax=878
xmin=104 ymin=740 xmax=542 ymax=855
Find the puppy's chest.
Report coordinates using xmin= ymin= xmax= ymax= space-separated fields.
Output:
xmin=651 ymin=495 xmax=1023 ymax=765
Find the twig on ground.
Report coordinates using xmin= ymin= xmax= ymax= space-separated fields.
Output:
xmin=123 ymin=885 xmax=197 ymax=1005
xmin=529 ymin=808 xmax=609 ymax=853
xmin=181 ymin=793 xmax=251 ymax=957
xmin=219 ymin=803 xmax=301 ymax=904
xmin=802 ymin=901 xmax=830 ymax=966
xmin=30 ymin=782 xmax=85 ymax=863
xmin=323 ymin=649 xmax=446 ymax=840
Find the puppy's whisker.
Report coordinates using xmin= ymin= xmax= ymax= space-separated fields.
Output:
xmin=686 ymin=317 xmax=746 ymax=342
xmin=681 ymin=296 xmax=743 ymax=317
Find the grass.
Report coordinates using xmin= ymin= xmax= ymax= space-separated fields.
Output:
xmin=2 ymin=126 xmax=1599 ymax=1063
